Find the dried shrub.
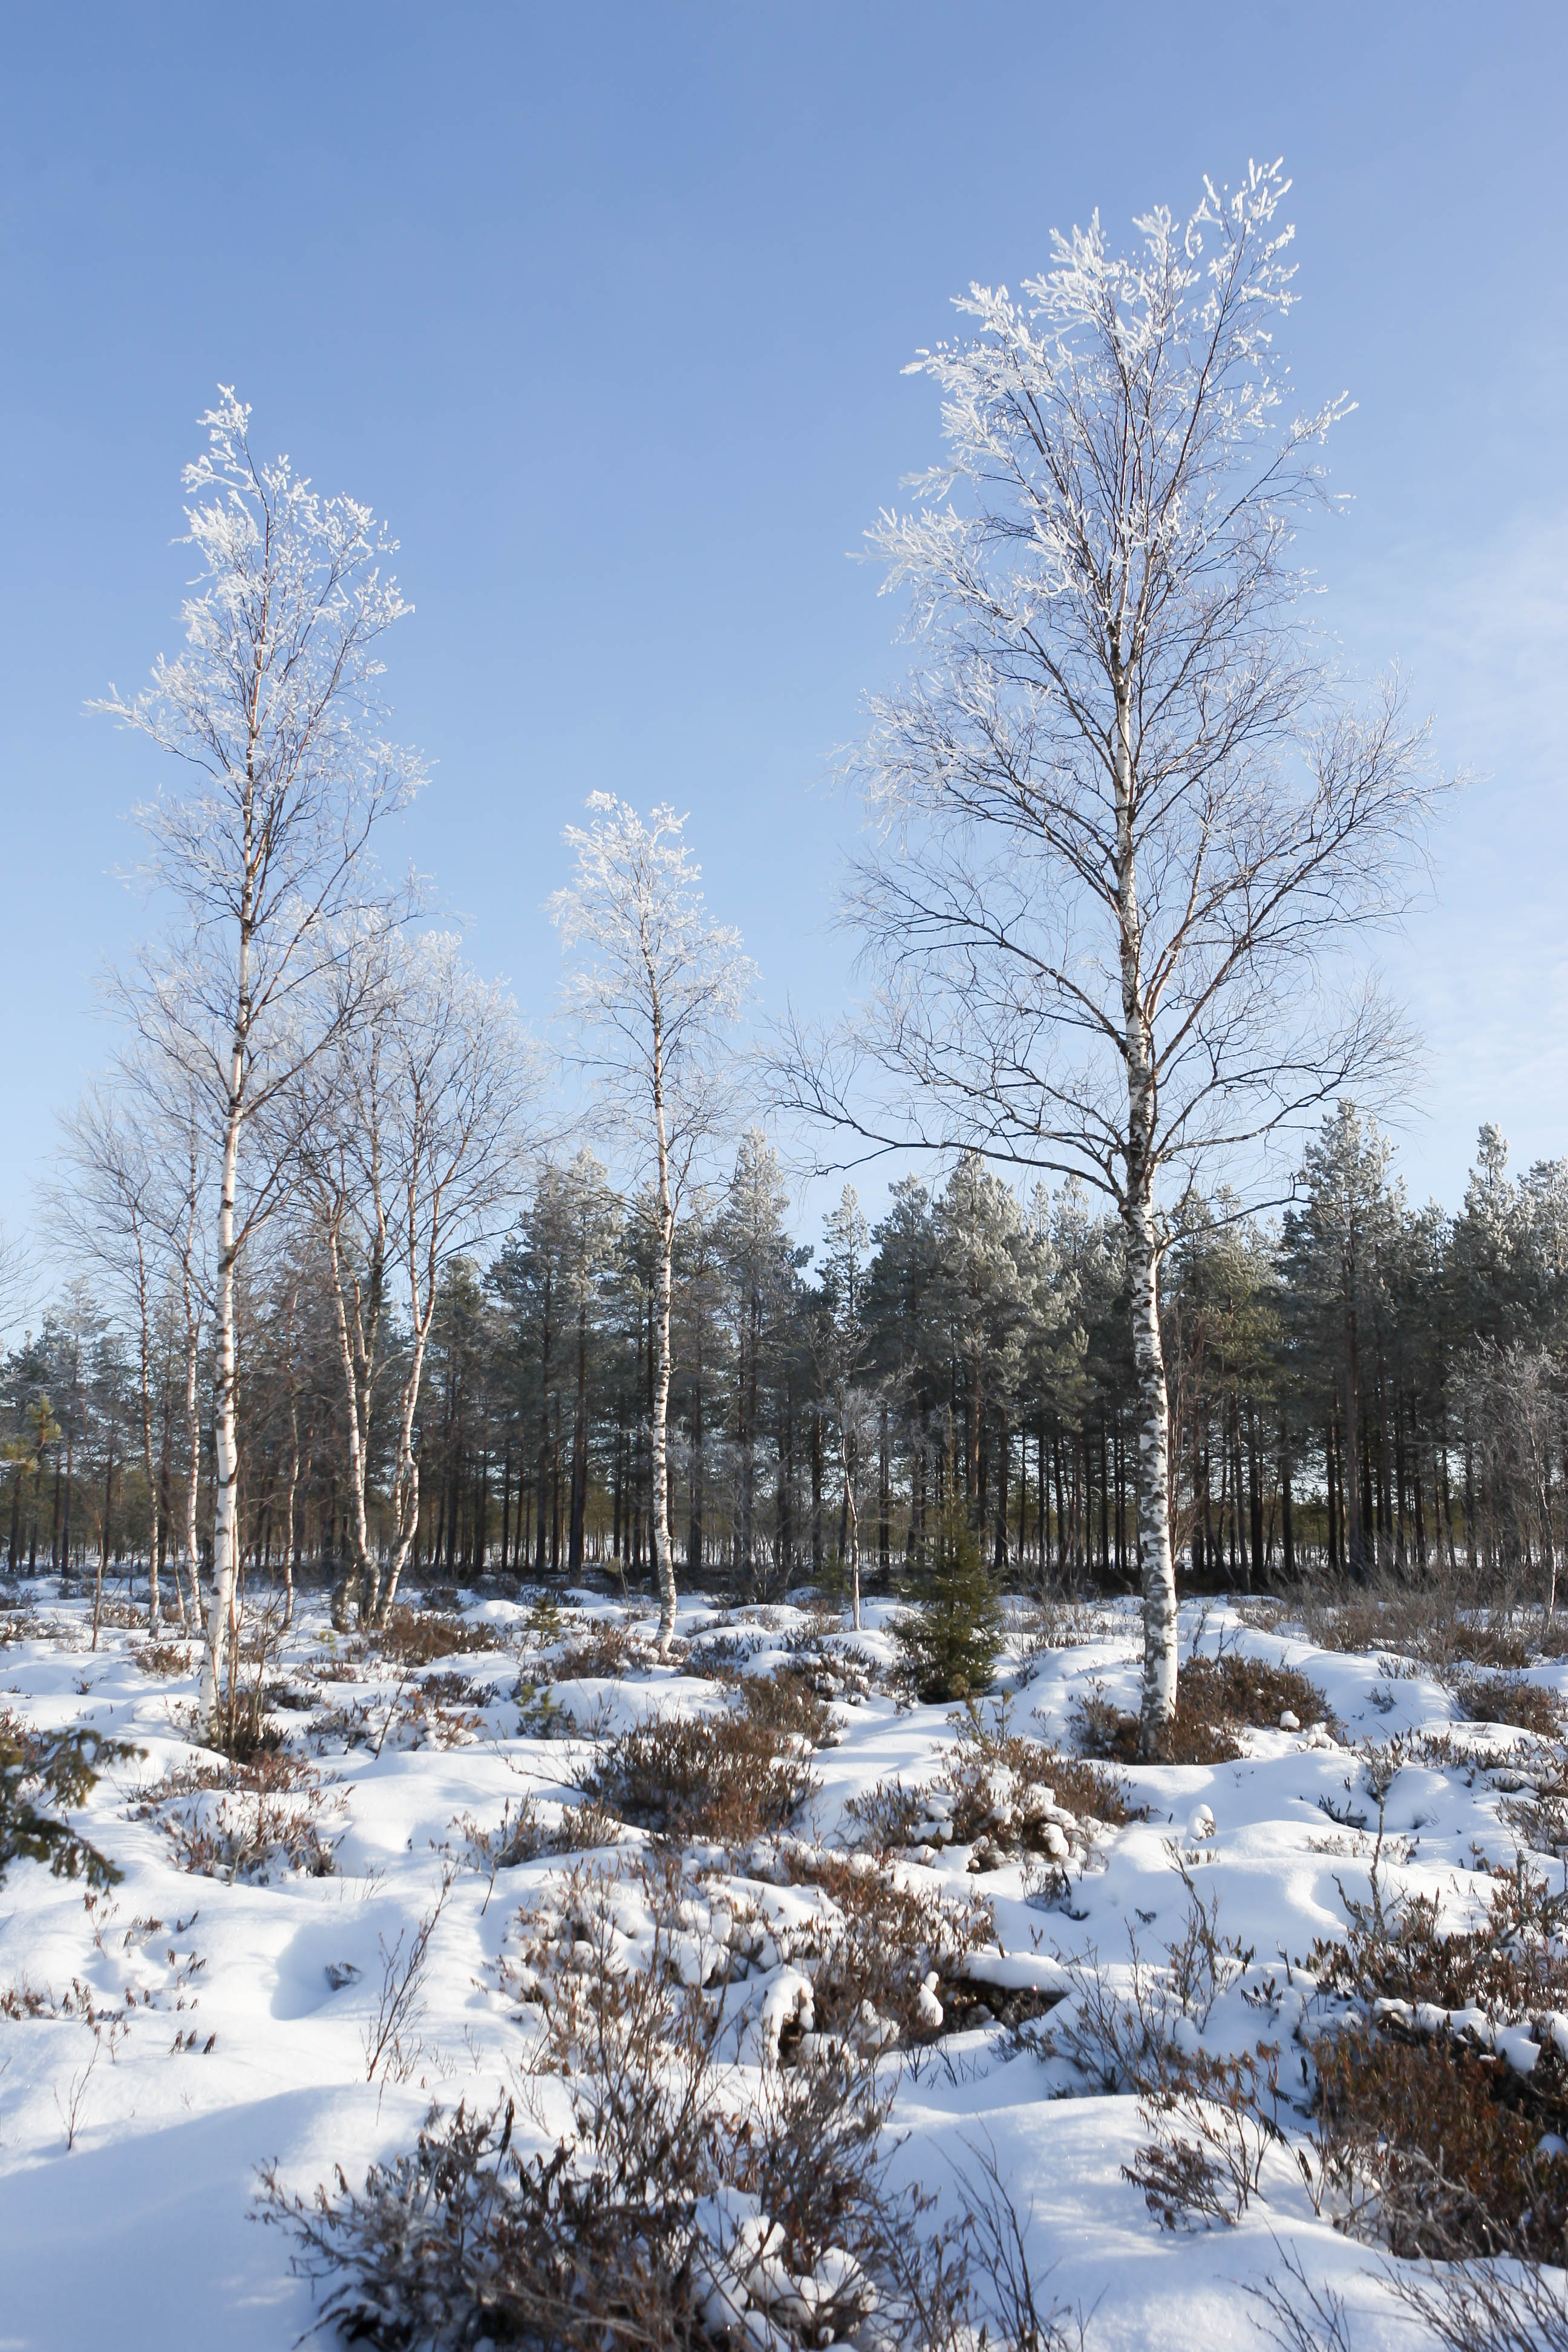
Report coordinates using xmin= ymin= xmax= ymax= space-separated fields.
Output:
xmin=130 ymin=1749 xmax=344 ymax=1881
xmin=1011 ymin=1595 xmax=1125 ymax=1656
xmin=0 ymin=1609 xmax=63 ymax=1647
xmin=779 ymin=1849 xmax=999 ymax=2045
xmin=133 ymin=1639 xmax=196 ymax=1677
xmin=1286 ymin=1579 xmax=1543 ymax=1673
xmin=1307 ymin=1849 xmax=1568 ymax=2021
xmin=735 ymin=1667 xmax=837 ymax=1749
xmin=375 ymin=1673 xmax=489 ymax=1751
xmin=1050 ymin=1875 xmax=1261 ymax=2097
xmin=1073 ymin=1680 xmax=1240 ymax=1765
xmin=263 ymin=2073 xmax=954 ymax=2352
xmin=310 ymin=1656 xmax=364 ymax=1685
xmin=419 ymin=1584 xmax=466 ymax=1615
xmin=781 ymin=1635 xmax=878 ymax=1704
xmin=1073 ymin=1651 xmax=1331 ymax=1763
xmin=843 ymin=1777 xmax=926 ymax=1852
xmin=1192 ymin=1650 xmax=1330 ymax=1723
xmin=686 ymin=1630 xmax=769 ymax=1679
xmin=549 ymin=1619 xmax=644 ymax=1682
xmin=267 ymin=1874 xmax=976 ymax=2351
xmin=551 ymin=1798 xmax=627 ymax=1854
xmin=580 ymin=1711 xmax=818 ymax=1846
xmin=938 ymin=1711 xmax=1138 ymax=1857
xmin=1125 ymin=2043 xmax=1291 ymax=2228
xmin=311 ymin=1697 xmax=376 ymax=1754
xmin=1315 ymin=2021 xmax=1568 ymax=2259
xmin=1500 ymin=1777 xmax=1568 ymax=1859
xmin=1294 ymin=1843 xmax=1568 ymax=2260
xmin=1389 ymin=2255 xmax=1568 ymax=2352
xmin=454 ymin=1796 xmax=628 ymax=1886
xmin=368 ymin=1608 xmax=499 ymax=1667
xmin=90 ymin=1599 xmax=143 ymax=1631
xmin=1454 ymin=1671 xmax=1567 ymax=1740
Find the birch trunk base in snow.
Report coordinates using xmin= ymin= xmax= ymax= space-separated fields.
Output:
xmin=1128 ymin=1201 xmax=1178 ymax=1757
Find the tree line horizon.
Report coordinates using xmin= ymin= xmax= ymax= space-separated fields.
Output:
xmin=7 ymin=1105 xmax=1563 ymax=1621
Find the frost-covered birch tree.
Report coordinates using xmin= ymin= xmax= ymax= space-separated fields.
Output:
xmin=48 ymin=1082 xmax=175 ymax=1627
xmin=552 ymin=797 xmax=753 ymax=1651
xmin=299 ymin=922 xmax=540 ymax=1627
xmin=99 ymin=391 xmax=423 ymax=1736
xmin=781 ymin=162 xmax=1440 ymax=1752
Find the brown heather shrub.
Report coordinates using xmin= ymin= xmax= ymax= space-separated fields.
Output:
xmin=366 ymin=1608 xmax=501 ymax=1667
xmin=779 ymin=1849 xmax=1005 ymax=2044
xmin=130 ymin=1748 xmax=344 ymax=1881
xmin=1183 ymin=1651 xmax=1333 ymax=1731
xmin=0 ymin=1609 xmax=65 ymax=1647
xmin=1074 ymin=1651 xmax=1332 ymax=1764
xmin=1069 ymin=1677 xmax=1236 ymax=1765
xmin=134 ymin=1639 xmax=197 ymax=1677
xmin=262 ymin=1901 xmax=993 ymax=2352
xmin=418 ymin=1584 xmax=465 ymax=1614
xmin=843 ymin=1778 xmax=926 ymax=1851
xmin=938 ymin=1715 xmax=1138 ymax=1838
xmin=735 ymin=1666 xmax=837 ymax=1749
xmin=1011 ymin=1595 xmax=1126 ymax=1656
xmin=1316 ymin=2022 xmax=1568 ymax=2260
xmin=88 ymin=1599 xmax=144 ymax=1632
xmin=550 ymin=1620 xmax=645 ymax=1682
xmin=686 ymin=1630 xmax=769 ymax=1678
xmin=1282 ymin=1578 xmax=1551 ymax=1673
xmin=455 ymin=1794 xmax=632 ymax=1880
xmin=1124 ymin=2043 xmax=1293 ymax=2229
xmin=782 ymin=1635 xmax=879 ymax=1704
xmin=310 ymin=1697 xmax=376 ymax=1753
xmin=580 ymin=1710 xmax=818 ymax=1846
xmin=1453 ymin=1670 xmax=1567 ymax=1740
xmin=1307 ymin=1854 xmax=1568 ymax=2021
xmin=391 ymin=1678 xmax=488 ymax=1750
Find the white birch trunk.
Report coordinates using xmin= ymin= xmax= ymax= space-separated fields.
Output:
xmin=1127 ymin=1189 xmax=1176 ymax=1744
xmin=132 ymin=1233 xmax=162 ymax=1629
xmin=324 ymin=1218 xmax=378 ymax=1627
xmin=283 ymin=1402 xmax=299 ymax=1629
xmin=1112 ymin=678 xmax=1178 ymax=1753
xmin=650 ymin=1010 xmax=678 ymax=1653
xmin=199 ymin=1028 xmax=244 ymax=1737
xmin=375 ymin=1331 xmax=431 ymax=1622
xmin=182 ymin=1290 xmax=201 ymax=1635
xmin=844 ymin=1442 xmax=861 ymax=1632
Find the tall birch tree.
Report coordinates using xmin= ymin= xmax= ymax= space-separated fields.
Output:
xmin=782 ymin=162 xmax=1440 ymax=1750
xmin=99 ymin=391 xmax=423 ymax=1736
xmin=552 ymin=797 xmax=753 ymax=1651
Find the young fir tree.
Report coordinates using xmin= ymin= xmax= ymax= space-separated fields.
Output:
xmin=895 ymin=1494 xmax=1003 ymax=1703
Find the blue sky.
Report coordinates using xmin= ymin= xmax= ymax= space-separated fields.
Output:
xmin=1 ymin=1 xmax=1564 ymax=1256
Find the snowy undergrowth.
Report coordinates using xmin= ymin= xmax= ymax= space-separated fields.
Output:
xmin=4 ymin=1579 xmax=1568 ymax=2348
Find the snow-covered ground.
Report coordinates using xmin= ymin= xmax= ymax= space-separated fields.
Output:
xmin=3 ymin=1577 xmax=1566 ymax=2350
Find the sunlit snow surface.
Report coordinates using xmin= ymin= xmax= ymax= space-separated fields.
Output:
xmin=2 ymin=1578 xmax=1560 ymax=2350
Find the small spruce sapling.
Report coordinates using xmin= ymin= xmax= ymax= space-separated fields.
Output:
xmin=895 ymin=1500 xmax=1003 ymax=1704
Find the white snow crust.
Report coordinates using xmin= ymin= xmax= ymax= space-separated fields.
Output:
xmin=2 ymin=1581 xmax=1563 ymax=2349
